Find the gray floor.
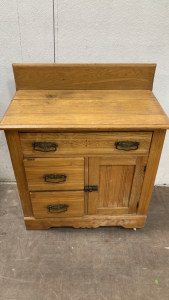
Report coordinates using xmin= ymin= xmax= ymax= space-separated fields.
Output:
xmin=0 ymin=184 xmax=169 ymax=300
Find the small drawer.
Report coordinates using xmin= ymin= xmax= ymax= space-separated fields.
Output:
xmin=24 ymin=157 xmax=84 ymax=191
xmin=20 ymin=132 xmax=152 ymax=156
xmin=30 ymin=191 xmax=84 ymax=218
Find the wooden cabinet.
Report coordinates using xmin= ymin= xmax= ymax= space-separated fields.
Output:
xmin=0 ymin=63 xmax=169 ymax=230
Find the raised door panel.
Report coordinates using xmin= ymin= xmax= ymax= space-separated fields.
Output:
xmin=88 ymin=156 xmax=147 ymax=215
xmin=99 ymin=165 xmax=135 ymax=208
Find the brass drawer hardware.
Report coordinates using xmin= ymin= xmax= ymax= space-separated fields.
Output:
xmin=48 ymin=204 xmax=68 ymax=213
xmin=115 ymin=141 xmax=140 ymax=151
xmin=20 ymin=132 xmax=152 ymax=157
xmin=84 ymin=185 xmax=98 ymax=192
xmin=43 ymin=174 xmax=67 ymax=183
xmin=32 ymin=142 xmax=58 ymax=152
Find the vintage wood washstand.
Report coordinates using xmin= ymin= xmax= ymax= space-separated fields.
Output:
xmin=0 ymin=63 xmax=169 ymax=230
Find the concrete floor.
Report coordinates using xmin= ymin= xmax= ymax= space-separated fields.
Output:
xmin=0 ymin=184 xmax=169 ymax=300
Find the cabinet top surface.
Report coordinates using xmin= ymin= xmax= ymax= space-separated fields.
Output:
xmin=1 ymin=89 xmax=169 ymax=130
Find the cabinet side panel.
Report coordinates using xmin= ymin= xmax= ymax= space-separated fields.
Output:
xmin=5 ymin=130 xmax=33 ymax=217
xmin=128 ymin=156 xmax=148 ymax=214
xmin=137 ymin=130 xmax=166 ymax=215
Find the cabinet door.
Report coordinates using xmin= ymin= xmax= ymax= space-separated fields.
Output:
xmin=88 ymin=156 xmax=147 ymax=215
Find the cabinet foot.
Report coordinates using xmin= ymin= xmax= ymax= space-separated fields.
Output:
xmin=24 ymin=215 xmax=147 ymax=230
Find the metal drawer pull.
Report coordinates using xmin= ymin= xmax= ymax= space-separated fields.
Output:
xmin=115 ymin=141 xmax=140 ymax=151
xmin=43 ymin=174 xmax=67 ymax=183
xmin=32 ymin=142 xmax=58 ymax=152
xmin=48 ymin=204 xmax=68 ymax=213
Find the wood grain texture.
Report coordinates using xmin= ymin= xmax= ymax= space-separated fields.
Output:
xmin=97 ymin=207 xmax=128 ymax=215
xmin=24 ymin=215 xmax=147 ymax=229
xmin=88 ymin=157 xmax=99 ymax=215
xmin=137 ymin=130 xmax=166 ymax=215
xmin=19 ymin=132 xmax=152 ymax=157
xmin=5 ymin=130 xmax=33 ymax=217
xmin=30 ymin=191 xmax=84 ymax=218
xmin=13 ymin=63 xmax=156 ymax=90
xmin=88 ymin=155 xmax=147 ymax=216
xmin=24 ymin=157 xmax=84 ymax=191
xmin=1 ymin=89 xmax=169 ymax=130
xmin=14 ymin=89 xmax=159 ymax=100
xmin=128 ymin=156 xmax=148 ymax=214
xmin=99 ymin=156 xmax=137 ymax=165
xmin=84 ymin=157 xmax=88 ymax=214
xmin=99 ymin=165 xmax=135 ymax=208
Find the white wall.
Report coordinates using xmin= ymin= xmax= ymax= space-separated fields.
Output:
xmin=0 ymin=0 xmax=169 ymax=184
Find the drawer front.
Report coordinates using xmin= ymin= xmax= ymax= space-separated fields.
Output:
xmin=30 ymin=191 xmax=84 ymax=218
xmin=20 ymin=132 xmax=152 ymax=156
xmin=24 ymin=158 xmax=84 ymax=191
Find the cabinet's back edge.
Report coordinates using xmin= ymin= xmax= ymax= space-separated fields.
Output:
xmin=12 ymin=63 xmax=156 ymax=91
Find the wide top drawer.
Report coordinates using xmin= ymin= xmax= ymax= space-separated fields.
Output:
xmin=20 ymin=132 xmax=152 ymax=156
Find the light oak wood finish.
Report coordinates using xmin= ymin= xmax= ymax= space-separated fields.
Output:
xmin=5 ymin=130 xmax=33 ymax=217
xmin=88 ymin=156 xmax=148 ymax=216
xmin=13 ymin=63 xmax=156 ymax=90
xmin=1 ymin=90 xmax=169 ymax=131
xmin=0 ymin=64 xmax=168 ymax=230
xmin=13 ymin=89 xmax=158 ymax=100
xmin=99 ymin=165 xmax=135 ymax=208
xmin=137 ymin=130 xmax=166 ymax=215
xmin=97 ymin=207 xmax=129 ymax=215
xmin=84 ymin=157 xmax=88 ymax=214
xmin=128 ymin=156 xmax=148 ymax=214
xmin=24 ymin=158 xmax=84 ymax=191
xmin=24 ymin=215 xmax=147 ymax=230
xmin=30 ymin=191 xmax=84 ymax=218
xmin=19 ymin=132 xmax=152 ymax=157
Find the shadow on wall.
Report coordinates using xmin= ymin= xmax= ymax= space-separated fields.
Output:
xmin=0 ymin=131 xmax=15 ymax=181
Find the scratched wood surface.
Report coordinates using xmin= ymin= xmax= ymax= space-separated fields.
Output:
xmin=1 ymin=183 xmax=169 ymax=300
xmin=1 ymin=90 xmax=169 ymax=130
xmin=19 ymin=132 xmax=152 ymax=157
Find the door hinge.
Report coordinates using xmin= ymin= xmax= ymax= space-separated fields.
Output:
xmin=84 ymin=185 xmax=98 ymax=192
xmin=144 ymin=165 xmax=147 ymax=172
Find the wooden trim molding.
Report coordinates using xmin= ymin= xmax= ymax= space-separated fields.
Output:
xmin=24 ymin=215 xmax=147 ymax=230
